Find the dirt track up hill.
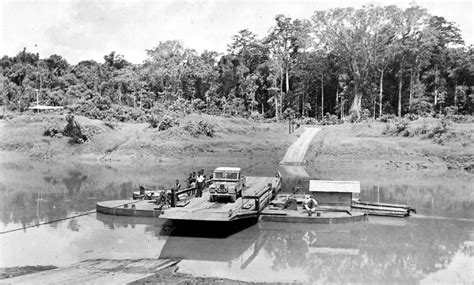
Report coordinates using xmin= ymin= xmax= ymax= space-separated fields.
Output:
xmin=280 ymin=127 xmax=321 ymax=165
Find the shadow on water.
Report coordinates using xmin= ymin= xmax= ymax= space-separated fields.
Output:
xmin=1 ymin=162 xmax=473 ymax=282
xmin=94 ymin=211 xmax=473 ymax=283
xmin=160 ymin=218 xmax=259 ymax=239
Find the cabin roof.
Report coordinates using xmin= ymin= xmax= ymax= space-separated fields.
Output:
xmin=29 ymin=105 xmax=64 ymax=110
xmin=214 ymin=167 xmax=241 ymax=172
xmin=309 ymin=180 xmax=360 ymax=193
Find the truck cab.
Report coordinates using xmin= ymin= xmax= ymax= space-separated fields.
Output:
xmin=209 ymin=167 xmax=245 ymax=203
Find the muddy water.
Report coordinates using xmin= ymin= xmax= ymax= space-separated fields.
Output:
xmin=0 ymin=162 xmax=472 ymax=283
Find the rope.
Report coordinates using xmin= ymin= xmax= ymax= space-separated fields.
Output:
xmin=0 ymin=199 xmax=144 ymax=235
xmin=0 ymin=162 xmax=271 ymax=235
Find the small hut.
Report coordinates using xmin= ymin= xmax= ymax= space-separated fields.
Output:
xmin=309 ymin=180 xmax=360 ymax=209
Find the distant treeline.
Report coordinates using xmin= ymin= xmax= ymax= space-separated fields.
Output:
xmin=1 ymin=4 xmax=473 ymax=122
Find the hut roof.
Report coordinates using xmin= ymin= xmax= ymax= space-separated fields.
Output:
xmin=309 ymin=180 xmax=360 ymax=193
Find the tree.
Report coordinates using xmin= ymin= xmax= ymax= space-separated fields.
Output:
xmin=312 ymin=5 xmax=404 ymax=118
xmin=266 ymin=15 xmax=310 ymax=118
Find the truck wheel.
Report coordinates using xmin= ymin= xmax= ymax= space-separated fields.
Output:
xmin=230 ymin=195 xmax=236 ymax=203
xmin=210 ymin=195 xmax=215 ymax=202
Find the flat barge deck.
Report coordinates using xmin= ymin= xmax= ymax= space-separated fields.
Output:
xmin=159 ymin=176 xmax=280 ymax=222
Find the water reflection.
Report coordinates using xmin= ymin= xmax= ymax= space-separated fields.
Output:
xmin=0 ymin=175 xmax=131 ymax=230
xmin=0 ymin=162 xmax=472 ymax=283
xmin=95 ymin=214 xmax=474 ymax=283
xmin=175 ymin=218 xmax=473 ymax=283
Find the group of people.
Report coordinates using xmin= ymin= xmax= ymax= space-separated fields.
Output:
xmin=185 ymin=169 xmax=206 ymax=197
xmin=156 ymin=170 xmax=208 ymax=208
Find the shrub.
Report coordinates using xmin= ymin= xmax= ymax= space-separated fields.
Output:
xmin=404 ymin=113 xmax=419 ymax=121
xmin=296 ymin=116 xmax=318 ymax=125
xmin=349 ymin=109 xmax=371 ymax=123
xmin=148 ymin=115 xmax=160 ymax=128
xmin=361 ymin=109 xmax=371 ymax=121
xmin=157 ymin=115 xmax=179 ymax=131
xmin=427 ymin=119 xmax=450 ymax=139
xmin=249 ymin=111 xmax=264 ymax=122
xmin=320 ymin=113 xmax=341 ymax=125
xmin=379 ymin=114 xmax=396 ymax=123
xmin=191 ymin=98 xmax=207 ymax=113
xmin=63 ymin=114 xmax=88 ymax=144
xmin=43 ymin=124 xmax=63 ymax=138
xmin=183 ymin=120 xmax=216 ymax=137
xmin=383 ymin=118 xmax=409 ymax=136
xmin=444 ymin=114 xmax=474 ymax=123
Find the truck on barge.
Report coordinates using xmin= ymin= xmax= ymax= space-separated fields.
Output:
xmin=159 ymin=167 xmax=281 ymax=222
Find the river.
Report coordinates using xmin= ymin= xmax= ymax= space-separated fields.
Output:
xmin=0 ymin=161 xmax=472 ymax=283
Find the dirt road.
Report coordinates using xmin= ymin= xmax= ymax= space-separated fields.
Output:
xmin=280 ymin=127 xmax=321 ymax=165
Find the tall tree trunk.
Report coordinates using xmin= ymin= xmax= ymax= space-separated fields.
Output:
xmin=379 ymin=69 xmax=384 ymax=118
xmin=320 ymin=73 xmax=324 ymax=118
xmin=341 ymin=96 xmax=344 ymax=119
xmin=398 ymin=68 xmax=403 ymax=117
xmin=336 ymin=88 xmax=339 ymax=119
xmin=409 ymin=68 xmax=413 ymax=111
xmin=434 ymin=65 xmax=439 ymax=108
xmin=275 ymin=91 xmax=279 ymax=119
xmin=454 ymin=84 xmax=458 ymax=112
xmin=373 ymin=95 xmax=376 ymax=119
xmin=350 ymin=61 xmax=362 ymax=118
xmin=280 ymin=67 xmax=283 ymax=118
xmin=350 ymin=90 xmax=362 ymax=118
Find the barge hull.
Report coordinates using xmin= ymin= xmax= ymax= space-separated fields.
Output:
xmin=96 ymin=200 xmax=162 ymax=218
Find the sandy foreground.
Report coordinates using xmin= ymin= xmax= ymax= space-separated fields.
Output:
xmin=0 ymin=113 xmax=472 ymax=282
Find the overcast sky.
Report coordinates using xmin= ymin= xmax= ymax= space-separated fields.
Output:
xmin=1 ymin=0 xmax=472 ymax=64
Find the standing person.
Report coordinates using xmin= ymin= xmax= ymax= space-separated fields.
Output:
xmin=185 ymin=173 xmax=193 ymax=188
xmin=191 ymin=172 xmax=197 ymax=195
xmin=170 ymin=180 xmax=180 ymax=207
xmin=196 ymin=171 xmax=205 ymax=197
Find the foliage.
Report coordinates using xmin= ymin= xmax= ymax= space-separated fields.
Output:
xmin=43 ymin=114 xmax=88 ymax=144
xmin=183 ymin=120 xmax=216 ymax=137
xmin=43 ymin=124 xmax=63 ymax=138
xmin=1 ymin=5 xmax=472 ymax=123
xmin=296 ymin=116 xmax=318 ymax=125
xmin=404 ymin=113 xmax=419 ymax=121
xmin=383 ymin=118 xmax=410 ymax=136
xmin=249 ymin=111 xmax=264 ymax=121
xmin=319 ymin=113 xmax=341 ymax=125
xmin=63 ymin=114 xmax=88 ymax=144
xmin=426 ymin=119 xmax=450 ymax=139
xmin=148 ymin=115 xmax=180 ymax=131
xmin=379 ymin=114 xmax=397 ymax=123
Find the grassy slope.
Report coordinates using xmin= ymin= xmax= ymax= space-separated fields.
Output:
xmin=0 ymin=113 xmax=294 ymax=164
xmin=0 ymin=113 xmax=298 ymax=192
xmin=305 ymin=120 xmax=473 ymax=203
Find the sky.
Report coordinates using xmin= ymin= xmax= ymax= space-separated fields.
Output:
xmin=0 ymin=0 xmax=472 ymax=64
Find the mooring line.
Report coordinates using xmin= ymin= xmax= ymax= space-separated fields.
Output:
xmin=0 ymin=199 xmax=144 ymax=235
xmin=1 ymin=162 xmax=272 ymax=235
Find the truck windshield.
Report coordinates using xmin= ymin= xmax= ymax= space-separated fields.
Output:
xmin=214 ymin=172 xmax=238 ymax=180
xmin=226 ymin=172 xmax=238 ymax=179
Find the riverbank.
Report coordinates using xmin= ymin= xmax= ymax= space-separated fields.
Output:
xmin=1 ymin=113 xmax=471 ymax=171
